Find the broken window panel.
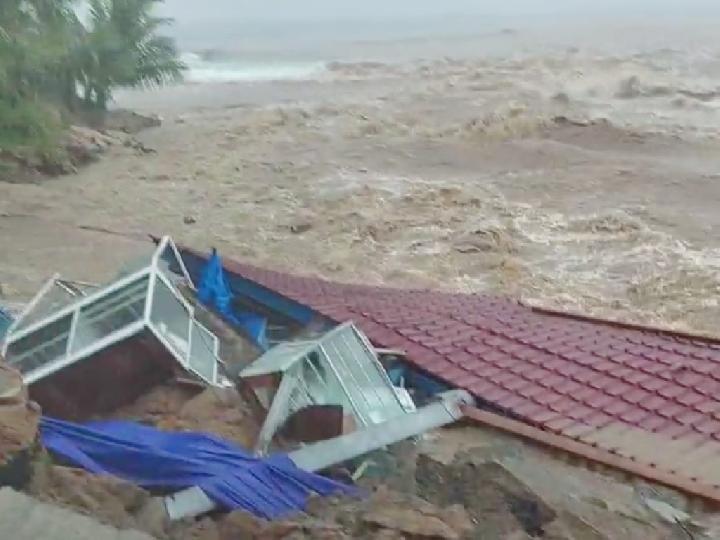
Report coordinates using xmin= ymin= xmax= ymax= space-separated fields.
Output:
xmin=1 ymin=237 xmax=221 ymax=416
xmin=155 ymin=236 xmax=194 ymax=288
xmin=240 ymin=322 xmax=409 ymax=454
xmin=150 ymin=276 xmax=193 ymax=360
xmin=5 ymin=314 xmax=73 ymax=375
xmin=10 ymin=277 xmax=79 ymax=333
xmin=70 ymin=275 xmax=149 ymax=354
xmin=189 ymin=322 xmax=219 ymax=384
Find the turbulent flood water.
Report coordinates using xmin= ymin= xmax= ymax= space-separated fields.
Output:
xmin=4 ymin=16 xmax=720 ymax=336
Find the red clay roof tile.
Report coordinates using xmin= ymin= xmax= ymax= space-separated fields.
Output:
xmin=183 ymin=246 xmax=720 ymax=496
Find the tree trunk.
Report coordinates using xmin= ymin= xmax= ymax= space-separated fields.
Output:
xmin=95 ymin=87 xmax=109 ymax=111
xmin=83 ymin=85 xmax=92 ymax=107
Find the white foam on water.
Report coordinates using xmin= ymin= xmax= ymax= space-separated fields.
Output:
xmin=181 ymin=53 xmax=327 ymax=83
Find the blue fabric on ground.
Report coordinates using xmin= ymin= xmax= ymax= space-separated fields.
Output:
xmin=198 ymin=249 xmax=269 ymax=349
xmin=0 ymin=307 xmax=13 ymax=340
xmin=40 ymin=417 xmax=353 ymax=519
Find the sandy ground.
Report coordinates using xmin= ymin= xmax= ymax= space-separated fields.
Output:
xmin=2 ymin=31 xmax=720 ymax=335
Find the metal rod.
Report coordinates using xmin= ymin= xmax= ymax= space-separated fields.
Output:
xmin=163 ymin=390 xmax=473 ymax=521
xmin=289 ymin=390 xmax=472 ymax=472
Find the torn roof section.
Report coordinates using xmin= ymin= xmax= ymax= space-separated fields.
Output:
xmin=174 ymin=243 xmax=720 ymax=498
xmin=0 ymin=237 xmax=222 ymax=419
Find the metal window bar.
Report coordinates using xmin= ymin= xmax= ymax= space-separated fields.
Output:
xmin=344 ymin=325 xmax=400 ymax=402
xmin=292 ymin=364 xmax=323 ymax=407
xmin=7 ymin=327 xmax=71 ymax=366
xmin=254 ymin=373 xmax=298 ymax=453
xmin=352 ymin=328 xmax=407 ymax=414
xmin=323 ymin=328 xmax=398 ymax=419
xmin=24 ymin=320 xmax=147 ymax=385
xmin=318 ymin=323 xmax=405 ymax=419
xmin=304 ymin=354 xmax=328 ymax=396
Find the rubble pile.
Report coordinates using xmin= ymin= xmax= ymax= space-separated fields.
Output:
xmin=0 ymin=362 xmax=39 ymax=489
xmin=0 ymin=362 xmax=38 ymax=458
xmin=113 ymin=384 xmax=260 ymax=450
xmin=1 ymin=237 xmax=719 ymax=539
xmin=27 ymin=463 xmax=165 ymax=537
xmin=161 ymin=486 xmax=474 ymax=540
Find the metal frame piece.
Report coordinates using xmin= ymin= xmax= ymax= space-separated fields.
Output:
xmin=1 ymin=237 xmax=220 ymax=387
xmin=240 ymin=322 xmax=408 ymax=455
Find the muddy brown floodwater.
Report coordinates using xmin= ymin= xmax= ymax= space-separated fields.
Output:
xmin=2 ymin=21 xmax=720 ymax=336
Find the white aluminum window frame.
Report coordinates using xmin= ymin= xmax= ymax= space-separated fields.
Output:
xmin=2 ymin=236 xmax=220 ymax=387
xmin=242 ymin=322 xmax=408 ymax=454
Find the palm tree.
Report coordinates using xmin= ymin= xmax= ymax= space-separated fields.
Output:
xmin=0 ymin=0 xmax=184 ymax=173
xmin=0 ymin=0 xmax=82 ymax=104
xmin=0 ymin=0 xmax=77 ymax=155
xmin=82 ymin=0 xmax=185 ymax=110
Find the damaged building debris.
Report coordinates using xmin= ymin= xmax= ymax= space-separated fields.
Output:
xmin=3 ymin=235 xmax=720 ymax=539
xmin=240 ymin=322 xmax=413 ymax=455
xmin=2 ymin=237 xmax=222 ymax=419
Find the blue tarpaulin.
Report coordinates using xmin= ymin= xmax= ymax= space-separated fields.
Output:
xmin=40 ymin=417 xmax=353 ymax=519
xmin=0 ymin=307 xmax=13 ymax=340
xmin=198 ymin=249 xmax=269 ymax=349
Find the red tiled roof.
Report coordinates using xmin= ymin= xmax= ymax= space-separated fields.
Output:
xmin=189 ymin=247 xmax=720 ymax=491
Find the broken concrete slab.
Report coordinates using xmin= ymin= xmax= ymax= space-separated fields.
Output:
xmin=362 ymin=505 xmax=461 ymax=539
xmin=288 ymin=390 xmax=470 ymax=473
xmin=404 ymin=426 xmax=702 ymax=539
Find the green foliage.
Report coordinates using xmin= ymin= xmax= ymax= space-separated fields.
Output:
xmin=0 ymin=96 xmax=67 ymax=168
xmin=81 ymin=0 xmax=185 ymax=109
xmin=0 ymin=98 xmax=60 ymax=149
xmin=0 ymin=0 xmax=184 ymax=172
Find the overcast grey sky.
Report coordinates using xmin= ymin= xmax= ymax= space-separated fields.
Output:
xmin=160 ymin=0 xmax=720 ymax=21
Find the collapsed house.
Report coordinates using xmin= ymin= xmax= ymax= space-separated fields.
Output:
xmin=0 ymin=236 xmax=468 ymax=522
xmin=174 ymin=241 xmax=720 ymax=506
xmin=5 ymin=234 xmax=720 ymax=533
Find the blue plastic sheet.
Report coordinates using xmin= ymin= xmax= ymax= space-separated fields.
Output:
xmin=0 ymin=307 xmax=13 ymax=340
xmin=40 ymin=417 xmax=353 ymax=519
xmin=198 ymin=249 xmax=269 ymax=349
